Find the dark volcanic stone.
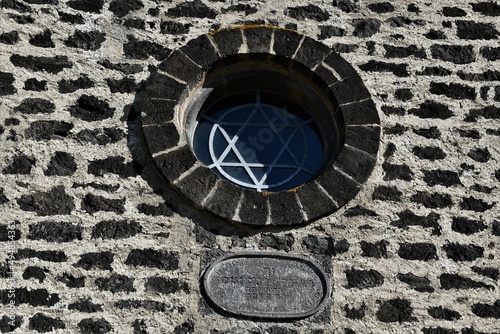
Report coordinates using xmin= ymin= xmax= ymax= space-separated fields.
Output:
xmin=465 ymin=106 xmax=500 ymax=121
xmin=0 ymin=315 xmax=22 ymax=332
xmin=472 ymin=266 xmax=499 ymax=280
xmin=430 ymin=82 xmax=476 ymax=100
xmin=160 ymin=21 xmax=192 ymax=35
xmin=302 ymin=235 xmax=349 ymax=256
xmin=468 ymin=148 xmax=491 ymax=162
xmin=74 ymin=128 xmax=125 ymax=145
xmin=285 ymin=4 xmax=330 ymax=21
xmin=3 ymin=154 xmax=35 ymax=174
xmin=443 ymin=7 xmax=466 ymax=17
xmin=423 ymin=170 xmax=462 ymax=187
xmin=1 ymin=0 xmax=32 ymax=12
xmin=333 ymin=0 xmax=359 ymax=13
xmin=0 ymin=72 xmax=16 ymax=95
xmin=106 ymin=77 xmax=139 ymax=93
xmin=457 ymin=20 xmax=498 ymax=40
xmin=58 ymin=75 xmax=94 ymax=93
xmin=137 ymin=203 xmax=173 ymax=216
xmin=344 ymin=304 xmax=366 ymax=319
xmin=16 ymin=249 xmax=67 ymax=262
xmin=145 ymin=277 xmax=189 ymax=294
xmin=10 ymin=55 xmax=72 ymax=73
xmin=397 ymin=273 xmax=434 ymax=292
xmin=0 ymin=223 xmax=20 ymax=241
xmin=124 ymin=35 xmax=170 ymax=61
xmin=125 ymin=249 xmax=179 ymax=270
xmin=236 ymin=190 xmax=268 ymax=226
xmin=480 ymin=46 xmax=500 ymax=60
xmin=29 ymin=313 xmax=65 ymax=333
xmin=58 ymin=11 xmax=84 ymax=23
xmin=24 ymin=78 xmax=47 ymax=91
xmin=472 ymin=2 xmax=500 ymax=16
xmin=78 ymin=318 xmax=112 ymax=334
xmin=0 ymin=288 xmax=59 ymax=306
xmin=75 ymin=252 xmax=113 ymax=271
xmin=384 ymin=44 xmax=426 ymax=58
xmin=28 ymin=221 xmax=82 ymax=242
xmin=179 ymin=34 xmax=218 ymax=69
xmin=174 ymin=320 xmax=195 ymax=334
xmin=95 ymin=273 xmax=135 ymax=293
xmin=372 ymin=185 xmax=402 ymax=201
xmin=176 ymin=166 xmax=217 ymax=204
xmin=359 ymin=60 xmax=409 ymax=77
xmin=81 ymin=194 xmax=125 ymax=214
xmin=318 ymin=25 xmax=345 ymax=39
xmin=410 ymin=100 xmax=454 ymax=119
xmin=421 ymin=328 xmax=458 ymax=334
xmin=490 ymin=219 xmax=499 ymax=235
xmin=9 ymin=14 xmax=35 ymax=24
xmin=440 ymin=273 xmax=493 ymax=290
xmin=412 ymin=146 xmax=446 ymax=160
xmin=268 ymin=191 xmax=304 ymax=225
xmin=425 ymin=29 xmax=447 ymax=40
xmin=14 ymin=98 xmax=55 ymax=114
xmin=395 ymin=88 xmax=413 ymax=101
xmin=69 ymin=95 xmax=115 ymax=121
xmin=57 ymin=273 xmax=84 ymax=288
xmin=472 ymin=301 xmax=500 ymax=319
xmin=382 ymin=162 xmax=414 ymax=181
xmin=167 ymin=0 xmax=216 ymax=18
xmin=345 ymin=268 xmax=384 ymax=289
xmin=259 ymin=233 xmax=294 ymax=252
xmin=0 ymin=188 xmax=8 ymax=205
xmin=391 ymin=210 xmax=441 ymax=236
xmin=352 ymin=19 xmax=381 ymax=37
xmin=451 ymin=217 xmax=487 ymax=235
xmin=109 ymin=0 xmax=143 ymax=17
xmin=26 ymin=121 xmax=73 ymax=140
xmin=45 ymin=151 xmax=77 ymax=176
xmin=98 ymin=59 xmax=142 ymax=74
xmin=443 ymin=243 xmax=483 ymax=262
xmin=377 ymin=298 xmax=415 ymax=323
xmin=430 ymin=44 xmax=475 ymax=64
xmin=417 ymin=66 xmax=452 ymax=76
xmin=0 ymin=31 xmax=19 ymax=44
xmin=368 ymin=2 xmax=394 ymax=13
xmin=22 ymin=266 xmax=46 ymax=283
xmin=67 ymin=0 xmax=104 ymax=13
xmin=88 ymin=156 xmax=138 ymax=177
xmin=413 ymin=126 xmax=441 ymax=139
xmin=360 ymin=240 xmax=388 ymax=258
xmin=411 ymin=191 xmax=452 ymax=209
xmin=345 ymin=205 xmax=377 ymax=217
xmin=143 ymin=123 xmax=179 ymax=154
xmin=428 ymin=306 xmax=461 ymax=320
xmin=459 ymin=197 xmax=495 ymax=212
xmin=68 ymin=299 xmax=103 ymax=313
xmin=115 ymin=299 xmax=170 ymax=311
xmin=65 ymin=30 xmax=105 ymax=50
xmin=17 ymin=186 xmax=74 ymax=215
xmin=398 ymin=242 xmax=437 ymax=261
xmin=92 ymin=220 xmax=142 ymax=239
xmin=244 ymin=27 xmax=274 ymax=53
xmin=154 ymin=146 xmax=197 ymax=181
xmin=29 ymin=29 xmax=54 ymax=48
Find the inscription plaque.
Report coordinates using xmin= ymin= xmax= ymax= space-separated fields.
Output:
xmin=202 ymin=252 xmax=330 ymax=319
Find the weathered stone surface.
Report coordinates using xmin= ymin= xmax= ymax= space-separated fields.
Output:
xmin=109 ymin=0 xmax=142 ymax=17
xmin=123 ymin=35 xmax=170 ymax=61
xmin=398 ymin=273 xmax=434 ymax=292
xmin=45 ymin=151 xmax=77 ymax=176
xmin=430 ymin=44 xmax=475 ymax=64
xmin=359 ymin=60 xmax=409 ymax=77
xmin=78 ymin=318 xmax=112 ymax=334
xmin=68 ymin=299 xmax=103 ymax=313
xmin=204 ymin=180 xmax=241 ymax=220
xmin=69 ymin=95 xmax=115 ymax=121
xmin=29 ymin=313 xmax=65 ymax=332
xmin=180 ymin=35 xmax=218 ymax=69
xmin=10 ymin=54 xmax=72 ymax=73
xmin=238 ymin=190 xmax=269 ymax=225
xmin=377 ymin=298 xmax=415 ymax=323
xmin=345 ymin=268 xmax=384 ymax=289
xmin=3 ymin=154 xmax=35 ymax=174
xmin=440 ymin=274 xmax=493 ymax=290
xmin=398 ymin=243 xmax=437 ymax=261
xmin=14 ymin=98 xmax=55 ymax=114
xmin=202 ymin=253 xmax=329 ymax=319
xmin=273 ymin=29 xmax=303 ymax=58
xmin=95 ymin=273 xmax=135 ymax=293
xmin=125 ymin=249 xmax=179 ymax=270
xmin=145 ymin=277 xmax=189 ymax=294
xmin=285 ymin=5 xmax=330 ymax=21
xmin=17 ymin=186 xmax=74 ymax=215
xmin=158 ymin=50 xmax=201 ymax=87
xmin=268 ymin=192 xmax=304 ymax=225
xmin=442 ymin=243 xmax=484 ymax=262
xmin=0 ymin=72 xmax=16 ymax=95
xmin=82 ymin=194 xmax=124 ymax=214
xmin=28 ymin=221 xmax=82 ymax=242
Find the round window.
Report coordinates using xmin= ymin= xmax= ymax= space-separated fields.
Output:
xmin=185 ymin=54 xmax=343 ymax=193
xmin=140 ymin=27 xmax=380 ymax=225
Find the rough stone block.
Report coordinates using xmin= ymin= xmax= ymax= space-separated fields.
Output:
xmin=268 ymin=191 xmax=304 ymax=225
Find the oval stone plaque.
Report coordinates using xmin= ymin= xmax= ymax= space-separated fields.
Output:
xmin=202 ymin=252 xmax=330 ymax=319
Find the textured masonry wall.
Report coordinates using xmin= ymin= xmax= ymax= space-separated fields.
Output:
xmin=0 ymin=0 xmax=499 ymax=333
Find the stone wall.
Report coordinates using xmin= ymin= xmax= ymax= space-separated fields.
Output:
xmin=0 ymin=0 xmax=499 ymax=333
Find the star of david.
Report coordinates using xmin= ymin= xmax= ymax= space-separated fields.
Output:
xmin=202 ymin=92 xmax=315 ymax=191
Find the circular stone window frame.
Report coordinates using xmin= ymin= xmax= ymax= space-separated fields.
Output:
xmin=140 ymin=26 xmax=380 ymax=226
